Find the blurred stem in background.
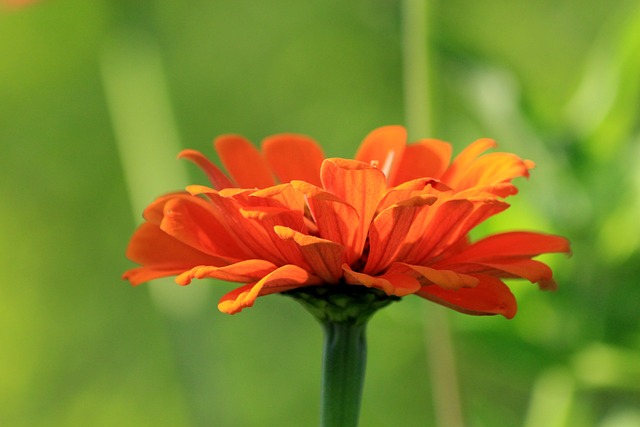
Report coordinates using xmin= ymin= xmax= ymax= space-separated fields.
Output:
xmin=100 ymin=13 xmax=224 ymax=426
xmin=402 ymin=1 xmax=465 ymax=427
xmin=101 ymin=30 xmax=211 ymax=319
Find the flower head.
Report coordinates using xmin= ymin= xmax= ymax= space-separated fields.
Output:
xmin=123 ymin=126 xmax=569 ymax=318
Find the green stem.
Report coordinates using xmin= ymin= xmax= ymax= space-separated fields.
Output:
xmin=320 ymin=320 xmax=368 ymax=427
xmin=285 ymin=286 xmax=399 ymax=427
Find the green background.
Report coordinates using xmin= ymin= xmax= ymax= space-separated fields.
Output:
xmin=1 ymin=0 xmax=639 ymax=426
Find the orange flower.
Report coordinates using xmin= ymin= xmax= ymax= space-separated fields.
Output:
xmin=123 ymin=126 xmax=569 ymax=318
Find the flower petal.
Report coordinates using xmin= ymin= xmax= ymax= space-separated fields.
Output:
xmin=441 ymin=138 xmax=496 ymax=185
xmin=249 ymin=184 xmax=307 ymax=213
xmin=160 ymin=196 xmax=249 ymax=261
xmin=217 ymin=264 xmax=322 ymax=314
xmin=176 ymin=259 xmax=279 ymax=285
xmin=400 ymin=264 xmax=479 ymax=290
xmin=214 ymin=134 xmax=275 ymax=188
xmin=473 ymin=258 xmax=553 ymax=284
xmin=448 ymin=152 xmax=532 ymax=191
xmin=123 ymin=222 xmax=226 ymax=285
xmin=445 ymin=231 xmax=571 ymax=263
xmin=416 ymin=274 xmax=517 ymax=318
xmin=239 ymin=206 xmax=309 ymax=267
xmin=320 ymin=158 xmax=388 ymax=259
xmin=274 ymin=226 xmax=345 ymax=283
xmin=364 ymin=194 xmax=437 ymax=274
xmin=342 ymin=264 xmax=421 ymax=296
xmin=378 ymin=178 xmax=448 ymax=211
xmin=392 ymin=139 xmax=452 ymax=185
xmin=262 ymin=134 xmax=324 ymax=186
xmin=404 ymin=198 xmax=475 ymax=265
xmin=428 ymin=198 xmax=510 ymax=259
xmin=292 ymin=180 xmax=361 ymax=264
xmin=178 ymin=149 xmax=234 ymax=189
xmin=355 ymin=125 xmax=407 ymax=181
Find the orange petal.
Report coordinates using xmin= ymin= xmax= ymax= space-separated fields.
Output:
xmin=378 ymin=178 xmax=447 ymax=211
xmin=214 ymin=134 xmax=275 ymax=189
xmin=142 ymin=192 xmax=188 ymax=225
xmin=249 ymin=184 xmax=307 ymax=213
xmin=176 ymin=259 xmax=279 ymax=285
xmin=178 ymin=149 xmax=235 ymax=189
xmin=217 ymin=264 xmax=322 ymax=314
xmin=262 ymin=134 xmax=324 ymax=186
xmin=292 ymin=180 xmax=361 ymax=264
xmin=455 ymin=182 xmax=519 ymax=199
xmin=160 ymin=196 xmax=249 ymax=261
xmin=320 ymin=158 xmax=388 ymax=259
xmin=446 ymin=231 xmax=571 ymax=263
xmin=430 ymin=198 xmax=510 ymax=259
xmin=404 ymin=199 xmax=475 ymax=265
xmin=364 ymin=195 xmax=437 ymax=274
xmin=355 ymin=125 xmax=407 ymax=180
xmin=202 ymin=191 xmax=290 ymax=263
xmin=416 ymin=274 xmax=517 ymax=318
xmin=441 ymin=138 xmax=495 ymax=185
xmin=274 ymin=226 xmax=345 ymax=283
xmin=392 ymin=139 xmax=452 ymax=185
xmin=342 ymin=264 xmax=421 ymax=296
xmin=472 ymin=259 xmax=553 ymax=284
xmin=399 ymin=264 xmax=479 ymax=289
xmin=123 ymin=222 xmax=226 ymax=285
xmin=239 ymin=206 xmax=309 ymax=267
xmin=448 ymin=152 xmax=532 ymax=191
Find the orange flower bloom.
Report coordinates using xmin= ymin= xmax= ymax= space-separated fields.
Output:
xmin=123 ymin=126 xmax=569 ymax=318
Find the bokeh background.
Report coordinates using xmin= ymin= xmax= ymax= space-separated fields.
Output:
xmin=1 ymin=0 xmax=639 ymax=426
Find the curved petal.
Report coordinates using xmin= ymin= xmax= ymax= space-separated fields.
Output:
xmin=262 ymin=134 xmax=324 ymax=186
xmin=445 ymin=231 xmax=572 ymax=263
xmin=142 ymin=192 xmax=188 ymax=225
xmin=160 ymin=196 xmax=249 ymax=261
xmin=404 ymin=199 xmax=475 ymax=265
xmin=428 ymin=198 xmax=510 ymax=259
xmin=416 ymin=274 xmax=517 ymax=318
xmin=123 ymin=222 xmax=226 ymax=286
xmin=274 ymin=226 xmax=345 ymax=283
xmin=392 ymin=139 xmax=452 ymax=185
xmin=364 ymin=195 xmax=437 ymax=274
xmin=292 ymin=180 xmax=361 ymax=264
xmin=473 ymin=258 xmax=553 ymax=284
xmin=217 ymin=265 xmax=322 ymax=314
xmin=176 ymin=259 xmax=279 ymax=285
xmin=342 ymin=264 xmax=421 ymax=297
xmin=355 ymin=125 xmax=407 ymax=181
xmin=441 ymin=138 xmax=496 ymax=185
xmin=378 ymin=178 xmax=447 ymax=211
xmin=249 ymin=184 xmax=307 ymax=213
xmin=321 ymin=158 xmax=388 ymax=259
xmin=214 ymin=134 xmax=275 ymax=188
xmin=239 ymin=206 xmax=308 ymax=267
xmin=448 ymin=152 xmax=532 ymax=191
xmin=455 ymin=182 xmax=519 ymax=199
xmin=400 ymin=264 xmax=479 ymax=290
xmin=178 ymin=149 xmax=234 ymax=189
xmin=203 ymin=191 xmax=288 ymax=263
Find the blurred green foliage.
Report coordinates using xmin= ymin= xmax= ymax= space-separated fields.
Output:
xmin=1 ymin=0 xmax=639 ymax=426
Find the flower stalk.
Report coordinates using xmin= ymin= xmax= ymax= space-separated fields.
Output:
xmin=286 ymin=286 xmax=400 ymax=427
xmin=320 ymin=319 xmax=367 ymax=427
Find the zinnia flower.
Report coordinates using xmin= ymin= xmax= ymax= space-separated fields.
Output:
xmin=123 ymin=125 xmax=569 ymax=318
